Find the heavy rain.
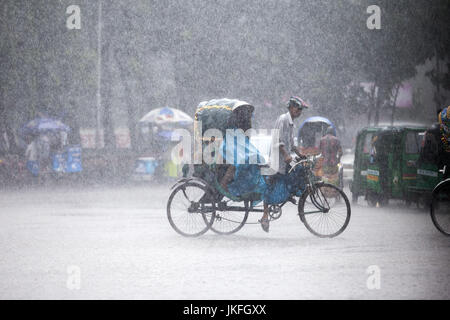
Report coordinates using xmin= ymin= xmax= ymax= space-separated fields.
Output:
xmin=0 ymin=0 xmax=449 ymax=300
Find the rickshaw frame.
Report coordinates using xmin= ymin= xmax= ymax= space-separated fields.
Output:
xmin=167 ymin=156 xmax=352 ymax=238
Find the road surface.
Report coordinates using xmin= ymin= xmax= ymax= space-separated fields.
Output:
xmin=0 ymin=183 xmax=448 ymax=299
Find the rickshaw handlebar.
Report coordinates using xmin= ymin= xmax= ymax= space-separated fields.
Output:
xmin=288 ymin=154 xmax=321 ymax=173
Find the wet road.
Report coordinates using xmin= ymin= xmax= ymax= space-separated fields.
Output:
xmin=0 ymin=183 xmax=448 ymax=299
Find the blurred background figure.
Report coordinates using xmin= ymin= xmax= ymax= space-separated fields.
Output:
xmin=319 ymin=126 xmax=343 ymax=175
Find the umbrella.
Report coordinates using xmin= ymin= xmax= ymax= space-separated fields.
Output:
xmin=298 ymin=116 xmax=336 ymax=137
xmin=139 ymin=107 xmax=193 ymax=126
xmin=21 ymin=117 xmax=70 ymax=136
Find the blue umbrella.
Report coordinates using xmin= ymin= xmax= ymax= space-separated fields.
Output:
xmin=298 ymin=116 xmax=336 ymax=137
xmin=21 ymin=117 xmax=70 ymax=136
xmin=139 ymin=107 xmax=193 ymax=126
xmin=139 ymin=107 xmax=194 ymax=141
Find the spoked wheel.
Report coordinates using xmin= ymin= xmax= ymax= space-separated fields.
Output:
xmin=298 ymin=182 xmax=351 ymax=238
xmin=430 ymin=180 xmax=450 ymax=236
xmin=208 ymin=200 xmax=250 ymax=235
xmin=167 ymin=182 xmax=216 ymax=237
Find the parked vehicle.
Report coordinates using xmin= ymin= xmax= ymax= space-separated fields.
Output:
xmin=340 ymin=149 xmax=354 ymax=188
xmin=351 ymin=125 xmax=428 ymax=206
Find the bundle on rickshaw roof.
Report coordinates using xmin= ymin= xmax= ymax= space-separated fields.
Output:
xmin=194 ymin=98 xmax=254 ymax=135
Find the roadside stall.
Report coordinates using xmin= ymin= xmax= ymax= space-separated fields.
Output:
xmin=134 ymin=107 xmax=193 ymax=181
xmin=21 ymin=117 xmax=81 ymax=179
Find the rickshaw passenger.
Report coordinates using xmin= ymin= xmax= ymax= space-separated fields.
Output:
xmin=259 ymin=96 xmax=309 ymax=232
xmin=219 ymin=104 xmax=255 ymax=190
xmin=319 ymin=126 xmax=343 ymax=175
xmin=219 ymin=130 xmax=267 ymax=200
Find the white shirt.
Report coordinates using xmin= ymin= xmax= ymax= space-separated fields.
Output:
xmin=271 ymin=112 xmax=296 ymax=174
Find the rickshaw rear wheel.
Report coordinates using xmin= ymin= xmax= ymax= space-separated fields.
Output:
xmin=207 ymin=200 xmax=250 ymax=235
xmin=167 ymin=182 xmax=216 ymax=237
xmin=298 ymin=183 xmax=351 ymax=238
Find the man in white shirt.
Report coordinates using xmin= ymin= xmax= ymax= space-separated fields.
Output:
xmin=260 ymin=96 xmax=309 ymax=232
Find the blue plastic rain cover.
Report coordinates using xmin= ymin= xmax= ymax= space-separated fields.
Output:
xmin=220 ymin=130 xmax=267 ymax=200
xmin=219 ymin=130 xmax=306 ymax=205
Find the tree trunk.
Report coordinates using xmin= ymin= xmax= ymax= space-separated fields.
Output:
xmin=368 ymin=83 xmax=377 ymax=126
xmin=434 ymin=49 xmax=443 ymax=113
xmin=101 ymin=41 xmax=116 ymax=150
xmin=114 ymin=51 xmax=137 ymax=151
xmin=390 ymin=84 xmax=400 ymax=126
xmin=374 ymin=85 xmax=381 ymax=126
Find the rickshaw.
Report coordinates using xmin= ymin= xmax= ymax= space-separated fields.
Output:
xmin=297 ymin=116 xmax=343 ymax=189
xmin=410 ymin=124 xmax=447 ymax=208
xmin=351 ymin=125 xmax=428 ymax=207
xmin=298 ymin=116 xmax=337 ymax=155
xmin=166 ymin=99 xmax=351 ymax=238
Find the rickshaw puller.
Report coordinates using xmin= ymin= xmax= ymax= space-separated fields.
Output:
xmin=259 ymin=96 xmax=309 ymax=232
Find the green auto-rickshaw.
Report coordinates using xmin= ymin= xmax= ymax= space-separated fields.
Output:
xmin=351 ymin=125 xmax=428 ymax=206
xmin=350 ymin=126 xmax=381 ymax=203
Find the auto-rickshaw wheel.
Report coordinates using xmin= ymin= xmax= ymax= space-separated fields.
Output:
xmin=367 ymin=193 xmax=377 ymax=207
xmin=351 ymin=193 xmax=358 ymax=204
xmin=416 ymin=196 xmax=429 ymax=210
xmin=405 ymin=198 xmax=412 ymax=208
xmin=378 ymin=195 xmax=389 ymax=207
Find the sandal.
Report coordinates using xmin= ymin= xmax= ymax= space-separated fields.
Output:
xmin=259 ymin=218 xmax=270 ymax=233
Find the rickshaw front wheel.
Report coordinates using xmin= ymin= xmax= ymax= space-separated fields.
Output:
xmin=298 ymin=183 xmax=351 ymax=238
